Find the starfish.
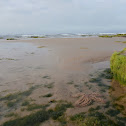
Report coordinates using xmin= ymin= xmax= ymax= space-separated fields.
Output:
xmin=72 ymin=92 xmax=105 ymax=107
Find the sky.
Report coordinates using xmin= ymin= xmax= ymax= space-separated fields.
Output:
xmin=0 ymin=0 xmax=126 ymax=35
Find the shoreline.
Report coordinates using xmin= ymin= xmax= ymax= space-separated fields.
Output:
xmin=0 ymin=37 xmax=126 ymax=125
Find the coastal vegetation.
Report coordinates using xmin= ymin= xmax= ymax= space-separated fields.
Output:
xmin=110 ymin=48 xmax=126 ymax=85
xmin=115 ymin=41 xmax=126 ymax=43
xmin=1 ymin=66 xmax=126 ymax=126
xmin=0 ymin=85 xmax=40 ymax=108
xmin=6 ymin=38 xmax=16 ymax=40
xmin=70 ymin=112 xmax=117 ymax=126
xmin=30 ymin=36 xmax=46 ymax=38
xmin=2 ymin=102 xmax=73 ymax=126
xmin=99 ymin=34 xmax=126 ymax=38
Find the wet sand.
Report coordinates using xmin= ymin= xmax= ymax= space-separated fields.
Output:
xmin=0 ymin=37 xmax=126 ymax=125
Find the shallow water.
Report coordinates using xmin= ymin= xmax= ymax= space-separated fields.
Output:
xmin=0 ymin=39 xmax=126 ymax=125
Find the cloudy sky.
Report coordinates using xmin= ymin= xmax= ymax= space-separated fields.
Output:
xmin=0 ymin=0 xmax=126 ymax=35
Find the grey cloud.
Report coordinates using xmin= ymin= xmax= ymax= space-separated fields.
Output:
xmin=0 ymin=0 xmax=126 ymax=34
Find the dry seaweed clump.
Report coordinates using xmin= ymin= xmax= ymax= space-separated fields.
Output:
xmin=110 ymin=48 xmax=126 ymax=85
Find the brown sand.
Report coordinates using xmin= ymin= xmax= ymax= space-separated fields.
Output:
xmin=0 ymin=37 xmax=126 ymax=124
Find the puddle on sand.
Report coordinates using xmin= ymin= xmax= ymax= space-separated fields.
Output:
xmin=0 ymin=42 xmax=126 ymax=126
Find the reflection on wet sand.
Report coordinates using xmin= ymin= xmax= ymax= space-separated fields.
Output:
xmin=0 ymin=37 xmax=126 ymax=125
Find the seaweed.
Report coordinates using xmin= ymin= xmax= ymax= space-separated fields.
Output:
xmin=26 ymin=104 xmax=48 ymax=111
xmin=70 ymin=111 xmax=118 ymax=126
xmin=50 ymin=103 xmax=73 ymax=120
xmin=106 ymin=109 xmax=120 ymax=117
xmin=3 ymin=110 xmax=50 ymax=126
xmin=0 ymin=85 xmax=40 ymax=108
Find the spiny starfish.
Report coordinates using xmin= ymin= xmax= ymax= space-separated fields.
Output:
xmin=72 ymin=92 xmax=105 ymax=107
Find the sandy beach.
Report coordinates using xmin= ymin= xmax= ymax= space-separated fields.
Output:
xmin=0 ymin=37 xmax=126 ymax=125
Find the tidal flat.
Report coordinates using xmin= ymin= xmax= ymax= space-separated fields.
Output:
xmin=0 ymin=37 xmax=126 ymax=126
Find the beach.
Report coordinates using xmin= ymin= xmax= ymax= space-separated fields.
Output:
xmin=0 ymin=37 xmax=126 ymax=125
